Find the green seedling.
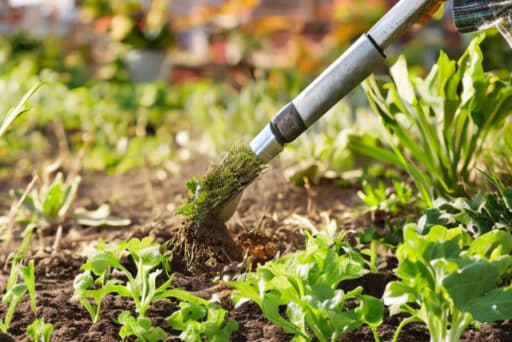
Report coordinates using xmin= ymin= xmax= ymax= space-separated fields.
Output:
xmin=13 ymin=171 xmax=81 ymax=228
xmin=351 ymin=34 xmax=512 ymax=205
xmin=358 ymin=180 xmax=418 ymax=216
xmin=75 ymin=237 xmax=238 ymax=341
xmin=177 ymin=143 xmax=264 ymax=222
xmin=1 ymin=225 xmax=37 ymax=333
xmin=167 ymin=289 xmax=238 ymax=342
xmin=116 ymin=311 xmax=167 ymax=342
xmin=14 ymin=170 xmax=130 ymax=229
xmin=0 ymin=83 xmax=42 ymax=138
xmin=229 ymin=224 xmax=383 ymax=342
xmin=74 ymin=237 xmax=173 ymax=322
xmin=384 ymin=225 xmax=512 ymax=342
xmin=27 ymin=318 xmax=54 ymax=342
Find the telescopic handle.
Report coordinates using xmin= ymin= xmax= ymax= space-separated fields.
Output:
xmin=251 ymin=0 xmax=444 ymax=163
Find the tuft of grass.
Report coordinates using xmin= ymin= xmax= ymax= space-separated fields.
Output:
xmin=178 ymin=144 xmax=264 ymax=222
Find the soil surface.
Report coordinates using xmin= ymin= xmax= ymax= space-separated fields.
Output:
xmin=0 ymin=158 xmax=510 ymax=341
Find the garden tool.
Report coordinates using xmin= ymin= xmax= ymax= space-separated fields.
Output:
xmin=216 ymin=0 xmax=512 ymax=222
xmin=452 ymin=0 xmax=512 ymax=46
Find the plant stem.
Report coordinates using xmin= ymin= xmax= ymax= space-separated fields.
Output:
xmin=370 ymin=325 xmax=381 ymax=342
xmin=393 ymin=316 xmax=421 ymax=342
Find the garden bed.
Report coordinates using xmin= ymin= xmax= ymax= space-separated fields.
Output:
xmin=1 ymin=158 xmax=511 ymax=341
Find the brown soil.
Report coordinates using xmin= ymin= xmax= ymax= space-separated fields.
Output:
xmin=0 ymin=158 xmax=510 ymax=341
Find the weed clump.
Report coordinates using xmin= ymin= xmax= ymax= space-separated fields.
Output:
xmin=178 ymin=143 xmax=264 ymax=222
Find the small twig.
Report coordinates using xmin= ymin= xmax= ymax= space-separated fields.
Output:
xmin=51 ymin=225 xmax=63 ymax=256
xmin=250 ymin=212 xmax=267 ymax=234
xmin=303 ymin=177 xmax=316 ymax=218
xmin=4 ymin=176 xmax=38 ymax=244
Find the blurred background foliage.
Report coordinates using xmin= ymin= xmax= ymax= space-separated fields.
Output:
xmin=0 ymin=0 xmax=511 ymax=189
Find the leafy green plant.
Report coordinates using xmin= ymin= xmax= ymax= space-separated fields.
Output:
xmin=384 ymin=225 xmax=512 ymax=342
xmin=14 ymin=168 xmax=130 ymax=229
xmin=351 ymin=35 xmax=512 ymax=206
xmin=13 ymin=171 xmax=81 ymax=228
xmin=1 ymin=225 xmax=37 ymax=333
xmin=74 ymin=237 xmax=238 ymax=341
xmin=358 ymin=180 xmax=418 ymax=216
xmin=27 ymin=318 xmax=54 ymax=342
xmin=419 ymin=177 xmax=512 ymax=236
xmin=115 ymin=311 xmax=167 ymax=342
xmin=167 ymin=289 xmax=238 ymax=342
xmin=73 ymin=237 xmax=173 ymax=323
xmin=229 ymin=222 xmax=383 ymax=342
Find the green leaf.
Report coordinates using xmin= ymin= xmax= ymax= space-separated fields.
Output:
xmin=82 ymin=251 xmax=123 ymax=275
xmin=469 ymin=230 xmax=512 ymax=259
xmin=42 ymin=174 xmax=65 ymax=219
xmin=443 ymin=260 xmax=501 ymax=309
xmin=357 ymin=295 xmax=384 ymax=327
xmin=27 ymin=318 xmax=54 ymax=342
xmin=463 ymin=287 xmax=512 ymax=322
xmin=21 ymin=260 xmax=36 ymax=311
xmin=117 ymin=311 xmax=167 ymax=342
xmin=0 ymin=83 xmax=43 ymax=137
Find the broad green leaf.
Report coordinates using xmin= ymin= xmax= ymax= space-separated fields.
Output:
xmin=357 ymin=295 xmax=384 ymax=327
xmin=83 ymin=251 xmax=124 ymax=275
xmin=73 ymin=271 xmax=94 ymax=291
xmin=443 ymin=260 xmax=501 ymax=308
xmin=383 ymin=281 xmax=416 ymax=307
xmin=464 ymin=287 xmax=512 ymax=322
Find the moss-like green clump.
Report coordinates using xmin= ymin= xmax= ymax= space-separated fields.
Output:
xmin=177 ymin=144 xmax=264 ymax=222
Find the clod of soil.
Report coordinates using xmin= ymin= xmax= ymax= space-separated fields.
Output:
xmin=159 ymin=214 xmax=243 ymax=275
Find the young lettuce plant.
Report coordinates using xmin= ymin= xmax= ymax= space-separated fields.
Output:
xmin=358 ymin=180 xmax=419 ymax=216
xmin=75 ymin=237 xmax=238 ymax=341
xmin=26 ymin=318 xmax=54 ymax=342
xmin=166 ymin=289 xmax=238 ymax=342
xmin=115 ymin=311 xmax=167 ymax=342
xmin=73 ymin=237 xmax=173 ymax=323
xmin=384 ymin=225 xmax=512 ymax=342
xmin=351 ymin=35 xmax=512 ymax=206
xmin=229 ymin=222 xmax=383 ymax=342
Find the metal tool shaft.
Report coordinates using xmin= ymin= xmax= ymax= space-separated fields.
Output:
xmin=219 ymin=0 xmax=444 ymax=221
xmin=250 ymin=0 xmax=442 ymax=163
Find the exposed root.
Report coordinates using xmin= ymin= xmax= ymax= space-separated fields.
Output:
xmin=149 ymin=214 xmax=243 ymax=275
